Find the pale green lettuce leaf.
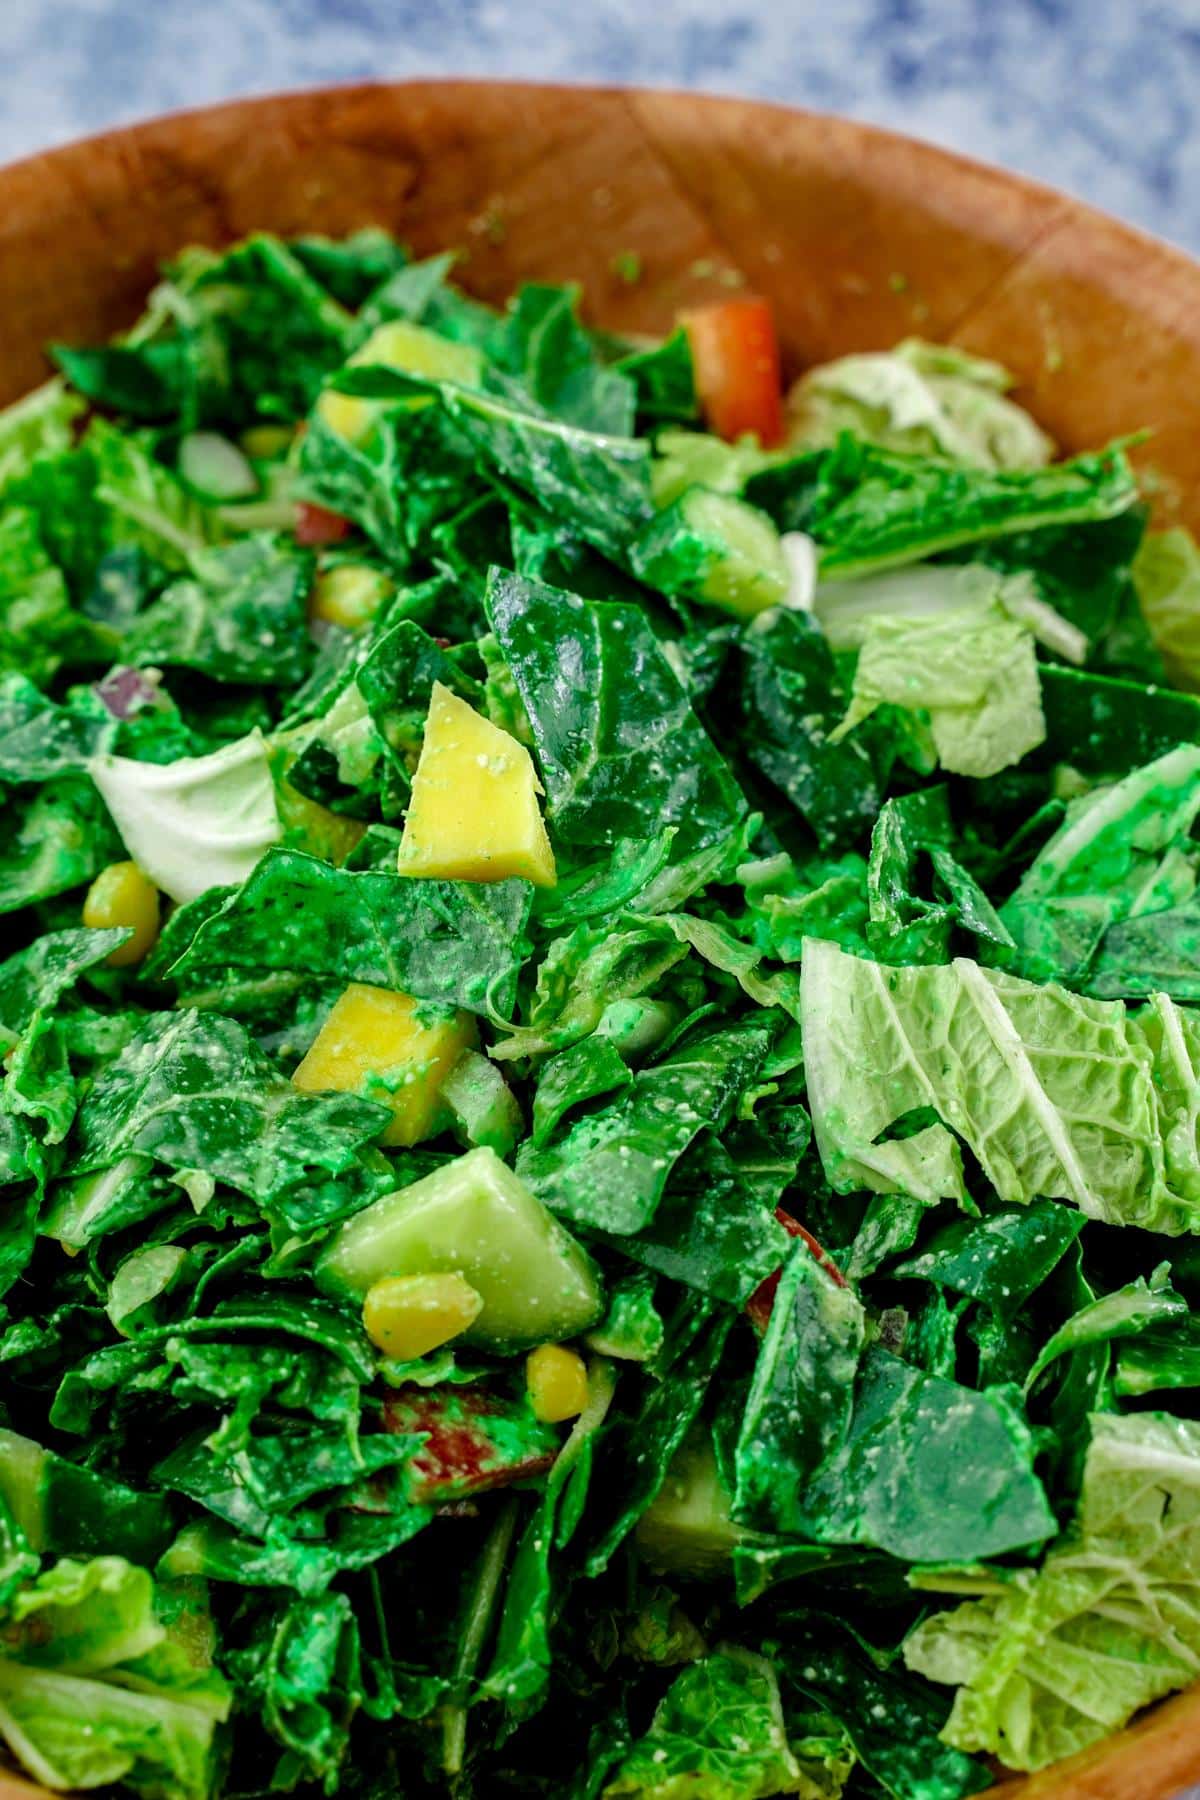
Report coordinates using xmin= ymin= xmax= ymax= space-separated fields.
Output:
xmin=788 ymin=339 xmax=1054 ymax=471
xmin=0 ymin=1555 xmax=231 ymax=1798
xmin=832 ymin=604 xmax=1044 ymax=779
xmin=814 ymin=561 xmax=1087 ymax=663
xmin=603 ymin=1651 xmax=806 ymax=1800
xmin=800 ymin=937 xmax=1200 ymax=1233
xmin=1132 ymin=526 xmax=1200 ymax=690
xmin=0 ymin=382 xmax=84 ymax=497
xmin=90 ymin=729 xmax=281 ymax=904
xmin=999 ymin=745 xmax=1200 ymax=986
xmin=904 ymin=1412 xmax=1200 ymax=1771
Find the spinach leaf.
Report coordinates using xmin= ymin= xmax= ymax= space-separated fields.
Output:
xmin=0 ymin=928 xmax=131 ymax=1041
xmin=778 ymin=1616 xmax=990 ymax=1800
xmin=734 ymin=1244 xmax=866 ymax=1533
xmin=795 ymin=1347 xmax=1054 ymax=1562
xmin=1 ymin=775 xmax=122 ymax=915
xmin=124 ymin=535 xmax=315 ymax=686
xmin=811 ymin=437 xmax=1138 ymax=577
xmin=72 ymin=1010 xmax=393 ymax=1230
xmin=736 ymin=607 xmax=885 ymax=850
xmin=486 ymin=571 xmax=747 ymax=857
xmin=891 ymin=1201 xmax=1084 ymax=1315
xmin=518 ymin=1017 xmax=773 ymax=1234
xmin=162 ymin=847 xmax=532 ymax=1018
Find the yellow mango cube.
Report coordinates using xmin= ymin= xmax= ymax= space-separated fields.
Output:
xmin=397 ymin=683 xmax=556 ymax=888
xmin=318 ymin=320 xmax=483 ymax=443
xmin=292 ymin=983 xmax=478 ymax=1147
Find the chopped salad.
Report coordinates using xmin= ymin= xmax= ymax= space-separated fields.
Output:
xmin=4 ymin=228 xmax=1200 ymax=1800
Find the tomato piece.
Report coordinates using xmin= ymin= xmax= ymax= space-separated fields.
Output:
xmin=746 ymin=1208 xmax=847 ymax=1333
xmin=295 ymin=501 xmax=352 ymax=546
xmin=383 ymin=1384 xmax=558 ymax=1505
xmin=681 ymin=297 xmax=784 ymax=447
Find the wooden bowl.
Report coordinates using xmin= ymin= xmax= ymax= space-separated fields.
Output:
xmin=1 ymin=79 xmax=1199 ymax=1800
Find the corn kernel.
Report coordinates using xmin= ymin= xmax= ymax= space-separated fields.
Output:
xmin=363 ymin=1272 xmax=483 ymax=1361
xmin=82 ymin=861 xmax=160 ymax=966
xmin=240 ymin=424 xmax=295 ymax=460
xmin=310 ymin=563 xmax=393 ymax=632
xmin=526 ymin=1344 xmax=589 ymax=1423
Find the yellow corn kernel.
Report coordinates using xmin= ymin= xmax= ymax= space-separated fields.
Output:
xmin=318 ymin=320 xmax=483 ymax=442
xmin=398 ymin=682 xmax=556 ymax=888
xmin=240 ymin=424 xmax=295 ymax=460
xmin=363 ymin=1271 xmax=483 ymax=1361
xmin=526 ymin=1344 xmax=589 ymax=1424
xmin=291 ymin=982 xmax=478 ymax=1147
xmin=82 ymin=861 xmax=160 ymax=966
xmin=310 ymin=563 xmax=393 ymax=632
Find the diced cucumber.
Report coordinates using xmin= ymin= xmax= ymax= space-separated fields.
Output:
xmin=635 ymin=1429 xmax=744 ymax=1575
xmin=442 ymin=1050 xmax=523 ymax=1156
xmin=633 ymin=485 xmax=790 ymax=617
xmin=315 ymin=1146 xmax=603 ymax=1352
xmin=178 ymin=431 xmax=259 ymax=500
xmin=650 ymin=428 xmax=778 ymax=509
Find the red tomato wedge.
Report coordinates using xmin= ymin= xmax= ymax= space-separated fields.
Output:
xmin=746 ymin=1207 xmax=848 ymax=1334
xmin=681 ymin=296 xmax=785 ymax=447
xmin=295 ymin=501 xmax=353 ymax=546
xmin=383 ymin=1385 xmax=558 ymax=1506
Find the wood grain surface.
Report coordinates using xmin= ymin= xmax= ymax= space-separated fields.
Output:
xmin=0 ymin=78 xmax=1198 ymax=1800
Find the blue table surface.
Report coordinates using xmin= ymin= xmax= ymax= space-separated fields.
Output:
xmin=2 ymin=0 xmax=1200 ymax=252
xmin=2 ymin=1 xmax=1200 ymax=1795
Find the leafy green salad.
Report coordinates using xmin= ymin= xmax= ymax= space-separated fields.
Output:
xmin=6 ymin=228 xmax=1200 ymax=1800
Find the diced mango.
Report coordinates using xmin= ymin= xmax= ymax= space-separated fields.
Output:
xmin=318 ymin=320 xmax=484 ymax=442
xmin=292 ymin=982 xmax=478 ymax=1147
xmin=82 ymin=861 xmax=160 ymax=966
xmin=310 ymin=562 xmax=393 ymax=632
xmin=363 ymin=1272 xmax=483 ymax=1361
xmin=526 ymin=1344 xmax=589 ymax=1423
xmin=397 ymin=682 xmax=556 ymax=888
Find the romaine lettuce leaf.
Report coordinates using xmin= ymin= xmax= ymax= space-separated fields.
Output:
xmin=0 ymin=381 xmax=83 ymax=496
xmin=0 ymin=1555 xmax=230 ymax=1799
xmin=789 ymin=339 xmax=1053 ymax=471
xmin=998 ymin=744 xmax=1200 ymax=989
xmin=801 ymin=937 xmax=1200 ymax=1233
xmin=90 ymin=728 xmax=282 ymax=904
xmin=1133 ymin=525 xmax=1200 ymax=690
xmin=834 ymin=603 xmax=1044 ymax=779
xmin=603 ymin=1651 xmax=805 ymax=1800
xmin=904 ymin=1411 xmax=1200 ymax=1770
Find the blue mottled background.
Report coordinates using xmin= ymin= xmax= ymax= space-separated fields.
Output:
xmin=3 ymin=0 xmax=1200 ymax=250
